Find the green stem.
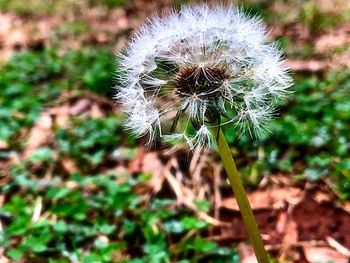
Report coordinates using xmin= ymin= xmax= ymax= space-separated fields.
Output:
xmin=213 ymin=127 xmax=269 ymax=263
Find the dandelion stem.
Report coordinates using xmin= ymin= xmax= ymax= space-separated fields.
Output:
xmin=213 ymin=127 xmax=269 ymax=263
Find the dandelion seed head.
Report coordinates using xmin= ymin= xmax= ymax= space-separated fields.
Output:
xmin=115 ymin=4 xmax=292 ymax=147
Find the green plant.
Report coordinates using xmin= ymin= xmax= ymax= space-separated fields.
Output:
xmin=0 ymin=48 xmax=115 ymax=146
xmin=0 ymin=170 xmax=240 ymax=262
xmin=55 ymin=116 xmax=124 ymax=169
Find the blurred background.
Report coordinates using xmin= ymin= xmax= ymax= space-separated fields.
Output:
xmin=0 ymin=0 xmax=349 ymax=262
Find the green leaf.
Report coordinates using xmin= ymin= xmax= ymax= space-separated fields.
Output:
xmin=192 ymin=238 xmax=217 ymax=252
xmin=180 ymin=216 xmax=207 ymax=230
xmin=163 ymin=220 xmax=184 ymax=234
xmin=7 ymin=247 xmax=25 ymax=261
xmin=193 ymin=200 xmax=211 ymax=212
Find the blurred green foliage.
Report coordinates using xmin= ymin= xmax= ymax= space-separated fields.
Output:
xmin=0 ymin=48 xmax=115 ymax=145
xmin=0 ymin=171 xmax=239 ymax=262
xmin=56 ymin=117 xmax=124 ymax=170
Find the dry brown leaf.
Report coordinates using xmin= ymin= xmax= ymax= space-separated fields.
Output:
xmin=190 ymin=148 xmax=211 ymax=197
xmin=23 ymin=113 xmax=53 ymax=159
xmin=343 ymin=201 xmax=350 ymax=213
xmin=61 ymin=158 xmax=79 ymax=174
xmin=0 ymin=141 xmax=8 ymax=150
xmin=315 ymin=23 xmax=350 ymax=53
xmin=128 ymin=150 xmax=167 ymax=193
xmin=221 ymin=187 xmax=302 ymax=211
xmin=303 ymin=245 xmax=349 ymax=263
xmin=314 ymin=190 xmax=333 ymax=203
xmin=276 ymin=211 xmax=288 ymax=234
xmin=142 ymin=152 xmax=163 ymax=178
xmin=141 ymin=152 xmax=165 ymax=193
xmin=286 ymin=59 xmax=328 ymax=73
xmin=69 ymin=98 xmax=91 ymax=116
xmin=40 ymin=104 xmax=71 ymax=128
xmin=271 ymin=22 xmax=310 ymax=43
xmin=127 ymin=148 xmax=145 ymax=173
xmin=0 ymin=14 xmax=59 ymax=61
xmin=279 ymin=213 xmax=299 ymax=261
xmin=326 ymin=236 xmax=350 ymax=257
xmin=88 ymin=8 xmax=129 ymax=38
xmin=90 ymin=103 xmax=105 ymax=118
xmin=268 ymin=174 xmax=295 ymax=187
xmin=237 ymin=243 xmax=258 ymax=263
xmin=163 ymin=158 xmax=198 ymax=209
xmin=212 ymin=163 xmax=222 ymax=219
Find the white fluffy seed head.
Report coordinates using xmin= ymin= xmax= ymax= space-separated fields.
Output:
xmin=115 ymin=4 xmax=293 ymax=148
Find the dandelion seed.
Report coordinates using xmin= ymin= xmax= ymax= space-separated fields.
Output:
xmin=192 ymin=125 xmax=214 ymax=148
xmin=115 ymin=4 xmax=292 ymax=147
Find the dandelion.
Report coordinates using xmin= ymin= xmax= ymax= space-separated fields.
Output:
xmin=115 ymin=4 xmax=292 ymax=263
xmin=116 ymin=4 xmax=292 ymax=148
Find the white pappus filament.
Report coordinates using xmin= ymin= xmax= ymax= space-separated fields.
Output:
xmin=115 ymin=4 xmax=292 ymax=148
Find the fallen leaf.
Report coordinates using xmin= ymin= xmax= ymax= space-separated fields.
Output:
xmin=314 ymin=190 xmax=333 ymax=203
xmin=127 ymin=148 xmax=145 ymax=174
xmin=0 ymin=141 xmax=8 ymax=149
xmin=326 ymin=236 xmax=350 ymax=257
xmin=90 ymin=103 xmax=104 ymax=118
xmin=130 ymin=151 xmax=167 ymax=195
xmin=237 ymin=243 xmax=258 ymax=263
xmin=315 ymin=23 xmax=350 ymax=53
xmin=61 ymin=158 xmax=79 ymax=174
xmin=23 ymin=113 xmax=53 ymax=159
xmin=53 ymin=105 xmax=71 ymax=128
xmin=344 ymin=201 xmax=350 ymax=213
xmin=279 ymin=213 xmax=299 ymax=261
xmin=286 ymin=59 xmax=328 ymax=73
xmin=303 ymin=245 xmax=349 ymax=263
xmin=221 ymin=187 xmax=302 ymax=211
xmin=69 ymin=98 xmax=91 ymax=116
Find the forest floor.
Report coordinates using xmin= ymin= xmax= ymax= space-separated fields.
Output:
xmin=1 ymin=0 xmax=350 ymax=262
